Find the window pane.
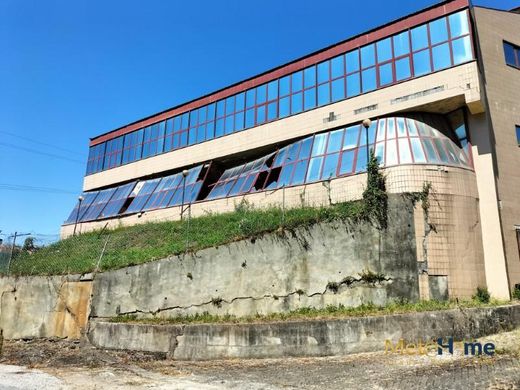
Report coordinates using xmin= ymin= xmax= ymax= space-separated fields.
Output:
xmin=279 ymin=97 xmax=290 ymax=118
xmin=327 ymin=129 xmax=343 ymax=153
xmin=267 ymin=102 xmax=277 ymax=121
xmin=292 ymin=160 xmax=309 ymax=185
xmin=377 ymin=38 xmax=392 ymax=63
xmin=304 ymin=87 xmax=316 ymax=110
xmin=292 ymin=71 xmax=303 ymax=92
xmin=246 ymin=90 xmax=255 ymax=108
xmin=452 ymin=36 xmax=472 ymax=65
xmin=429 ymin=17 xmax=448 ymax=45
xmin=449 ymin=11 xmax=469 ymax=38
xmin=398 ymin=138 xmax=412 ymax=164
xmin=395 ymin=57 xmax=411 ymax=80
xmin=362 ymin=68 xmax=376 ymax=92
xmin=411 ymin=138 xmax=425 ymax=162
xmin=413 ymin=50 xmax=432 ymax=76
xmin=331 ymin=78 xmax=345 ymax=102
xmin=306 ymin=157 xmax=323 ymax=182
xmin=245 ymin=109 xmax=255 ymax=128
xmin=376 ymin=119 xmax=386 ymax=142
xmin=235 ymin=112 xmax=244 ymax=131
xmin=317 ymin=61 xmax=330 ymax=84
xmin=225 ymin=96 xmax=235 ymax=115
xmin=504 ymin=42 xmax=516 ymax=66
xmin=379 ymin=62 xmax=393 ymax=86
xmin=355 ymin=147 xmax=367 ymax=172
xmin=256 ymin=85 xmax=267 ymax=104
xmin=361 ymin=44 xmax=376 ymax=68
xmin=406 ymin=118 xmax=418 ymax=136
xmin=411 ymin=25 xmax=428 ymax=51
xmin=216 ymin=100 xmax=225 ymax=117
xmin=235 ymin=94 xmax=244 ymax=112
xmin=387 ymin=118 xmax=396 ymax=139
xmin=346 ymin=73 xmax=360 ymax=97
xmin=291 ymin=93 xmax=303 ymax=114
xmin=279 ymin=75 xmax=290 ymax=96
xmin=197 ymin=125 xmax=205 ymax=142
xmin=422 ymin=139 xmax=439 ymax=162
xmin=516 ymin=125 xmax=520 ymax=145
xmin=343 ymin=126 xmax=359 ymax=150
xmin=397 ymin=118 xmax=407 ymax=137
xmin=298 ymin=138 xmax=313 ymax=159
xmin=339 ymin=150 xmax=355 ymax=175
xmin=434 ymin=138 xmax=450 ymax=163
xmin=317 ymin=83 xmax=330 ymax=106
xmin=321 ymin=153 xmax=339 ymax=179
xmin=375 ymin=142 xmax=385 ymax=165
xmin=393 ymin=31 xmax=410 ymax=57
xmin=386 ymin=138 xmax=398 ymax=166
xmin=256 ymin=105 xmax=266 ymax=124
xmin=346 ymin=50 xmax=360 ymax=72
xmin=304 ymin=66 xmax=316 ymax=88
xmin=267 ymin=80 xmax=278 ymax=101
xmin=432 ymin=43 xmax=451 ymax=71
xmin=225 ymin=115 xmax=234 ymax=134
xmin=312 ymin=133 xmax=327 ymax=156
xmin=331 ymin=55 xmax=345 ymax=79
xmin=206 ymin=121 xmax=215 ymax=139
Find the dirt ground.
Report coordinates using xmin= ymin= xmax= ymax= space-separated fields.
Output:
xmin=0 ymin=329 xmax=519 ymax=389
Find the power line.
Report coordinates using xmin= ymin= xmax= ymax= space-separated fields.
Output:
xmin=0 ymin=183 xmax=79 ymax=195
xmin=0 ymin=142 xmax=84 ymax=164
xmin=0 ymin=130 xmax=84 ymax=157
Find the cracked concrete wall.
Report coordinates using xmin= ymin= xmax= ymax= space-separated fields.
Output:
xmin=0 ymin=275 xmax=92 ymax=339
xmin=90 ymin=195 xmax=419 ymax=320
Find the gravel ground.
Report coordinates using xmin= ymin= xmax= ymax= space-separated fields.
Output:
xmin=0 ymin=329 xmax=518 ymax=389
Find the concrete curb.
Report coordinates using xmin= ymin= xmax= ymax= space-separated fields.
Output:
xmin=88 ymin=304 xmax=520 ymax=360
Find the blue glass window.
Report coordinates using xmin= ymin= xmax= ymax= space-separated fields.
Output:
xmin=235 ymin=94 xmax=244 ymax=112
xmin=503 ymin=41 xmax=519 ymax=68
xmin=393 ymin=31 xmax=410 ymax=57
xmin=256 ymin=85 xmax=267 ymax=104
xmin=291 ymin=160 xmax=308 ymax=185
xmin=317 ymin=83 xmax=330 ymax=106
xmin=312 ymin=134 xmax=327 ymax=155
xmin=317 ymin=61 xmax=330 ymax=84
xmin=449 ymin=11 xmax=469 ymax=38
xmin=327 ymin=130 xmax=343 ymax=153
xmin=279 ymin=75 xmax=290 ymax=96
xmin=413 ymin=50 xmax=431 ymax=76
xmin=339 ymin=150 xmax=355 ymax=175
xmin=306 ymin=157 xmax=323 ymax=182
xmin=331 ymin=78 xmax=345 ymax=102
xmin=395 ymin=57 xmax=411 ymax=80
xmin=361 ymin=68 xmax=376 ymax=92
xmin=304 ymin=88 xmax=316 ymax=110
xmin=361 ymin=44 xmax=376 ymax=68
xmin=432 ymin=43 xmax=451 ymax=71
xmin=291 ymin=92 xmax=303 ymax=114
xmin=246 ymin=89 xmax=255 ymax=108
xmin=235 ymin=112 xmax=245 ymax=131
xmin=292 ymin=71 xmax=303 ymax=92
xmin=376 ymin=38 xmax=392 ymax=63
xmin=267 ymin=80 xmax=278 ymax=101
xmin=516 ymin=125 xmax=520 ymax=146
xmin=256 ymin=105 xmax=266 ymax=124
xmin=411 ymin=25 xmax=429 ymax=51
xmin=99 ymin=183 xmax=135 ymax=219
xmin=429 ymin=18 xmax=449 ymax=45
xmin=346 ymin=73 xmax=360 ymax=97
xmin=279 ymin=97 xmax=290 ymax=117
xmin=245 ymin=109 xmax=255 ymax=128
xmin=452 ymin=36 xmax=472 ymax=65
xmin=331 ymin=55 xmax=344 ymax=79
xmin=343 ymin=125 xmax=359 ymax=149
xmin=304 ymin=66 xmax=316 ymax=88
xmin=321 ymin=153 xmax=339 ymax=179
xmin=346 ymin=50 xmax=360 ymax=72
xmin=267 ymin=102 xmax=277 ymax=121
xmin=379 ymin=63 xmax=393 ymax=86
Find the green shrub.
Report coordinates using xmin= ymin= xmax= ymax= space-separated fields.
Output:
xmin=473 ymin=286 xmax=490 ymax=303
xmin=512 ymin=285 xmax=520 ymax=300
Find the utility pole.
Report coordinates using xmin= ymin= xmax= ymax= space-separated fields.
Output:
xmin=8 ymin=232 xmax=30 ymax=273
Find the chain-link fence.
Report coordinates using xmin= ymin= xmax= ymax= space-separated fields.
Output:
xmin=0 ymin=188 xmax=366 ymax=277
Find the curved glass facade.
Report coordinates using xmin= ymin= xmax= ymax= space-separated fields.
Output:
xmin=67 ymin=115 xmax=472 ymax=225
xmin=86 ymin=9 xmax=473 ymax=175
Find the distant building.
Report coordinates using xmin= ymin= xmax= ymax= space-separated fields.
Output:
xmin=62 ymin=0 xmax=520 ymax=299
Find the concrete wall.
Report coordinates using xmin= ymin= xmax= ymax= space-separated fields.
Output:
xmin=65 ymin=165 xmax=487 ymax=299
xmin=473 ymin=7 xmax=520 ymax=292
xmin=88 ymin=304 xmax=520 ymax=360
xmin=0 ymin=275 xmax=92 ymax=339
xmin=90 ymin=195 xmax=419 ymax=320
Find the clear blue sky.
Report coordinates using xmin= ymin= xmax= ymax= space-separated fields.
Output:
xmin=0 ymin=0 xmax=516 ymax=239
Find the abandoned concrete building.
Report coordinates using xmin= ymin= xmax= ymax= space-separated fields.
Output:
xmin=62 ymin=0 xmax=520 ymax=300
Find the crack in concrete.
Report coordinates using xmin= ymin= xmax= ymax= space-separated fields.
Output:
xmin=112 ymin=277 xmax=393 ymax=317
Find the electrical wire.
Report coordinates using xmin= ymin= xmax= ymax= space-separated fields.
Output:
xmin=0 ymin=183 xmax=79 ymax=195
xmin=0 ymin=130 xmax=83 ymax=157
xmin=0 ymin=141 xmax=84 ymax=164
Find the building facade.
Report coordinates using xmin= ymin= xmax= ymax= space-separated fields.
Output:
xmin=62 ymin=0 xmax=520 ymax=300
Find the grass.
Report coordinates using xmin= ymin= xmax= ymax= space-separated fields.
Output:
xmin=7 ymin=200 xmax=364 ymax=276
xmin=109 ymin=298 xmax=511 ymax=326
